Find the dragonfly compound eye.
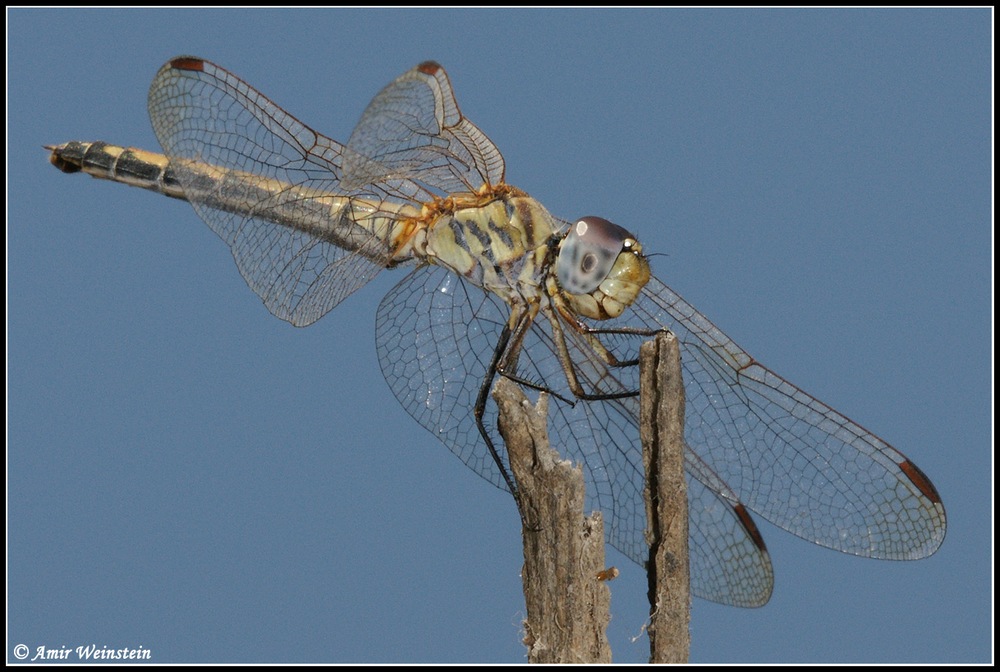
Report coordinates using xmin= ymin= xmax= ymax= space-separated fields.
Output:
xmin=557 ymin=216 xmax=651 ymax=319
xmin=557 ymin=217 xmax=631 ymax=294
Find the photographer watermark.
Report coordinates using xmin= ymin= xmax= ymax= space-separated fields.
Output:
xmin=12 ymin=643 xmax=151 ymax=661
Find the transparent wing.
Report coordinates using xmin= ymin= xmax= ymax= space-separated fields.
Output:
xmin=344 ymin=61 xmax=505 ymax=197
xmin=533 ymin=299 xmax=774 ymax=606
xmin=375 ymin=265 xmax=774 ymax=607
xmin=376 ymin=266 xmax=508 ymax=486
xmin=148 ymin=57 xmax=397 ymax=326
xmin=146 ymin=58 xmax=499 ymax=327
xmin=620 ymin=276 xmax=947 ymax=560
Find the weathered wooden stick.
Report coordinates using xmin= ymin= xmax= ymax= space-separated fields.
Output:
xmin=641 ymin=332 xmax=691 ymax=664
xmin=493 ymin=378 xmax=612 ymax=664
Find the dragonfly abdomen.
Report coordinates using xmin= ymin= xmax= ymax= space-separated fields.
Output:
xmin=48 ymin=141 xmax=187 ymax=200
xmin=48 ymin=140 xmax=420 ymax=267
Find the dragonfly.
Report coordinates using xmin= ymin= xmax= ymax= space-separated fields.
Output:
xmin=48 ymin=57 xmax=946 ymax=608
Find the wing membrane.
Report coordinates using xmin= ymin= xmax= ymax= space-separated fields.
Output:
xmin=376 ymin=265 xmax=774 ymax=606
xmin=345 ymin=62 xmax=505 ymax=196
xmin=626 ymin=276 xmax=947 ymax=559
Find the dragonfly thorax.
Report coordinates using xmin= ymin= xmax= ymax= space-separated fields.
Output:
xmin=421 ymin=191 xmax=562 ymax=301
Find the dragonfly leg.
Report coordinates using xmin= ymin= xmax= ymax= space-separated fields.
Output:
xmin=474 ymin=323 xmax=532 ymax=528
xmin=545 ymin=302 xmax=669 ymax=402
xmin=494 ymin=369 xmax=577 ymax=405
xmin=494 ymin=304 xmax=577 ymax=405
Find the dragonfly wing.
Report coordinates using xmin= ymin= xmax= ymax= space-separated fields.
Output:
xmin=345 ymin=62 xmax=505 ymax=197
xmin=534 ymin=309 xmax=774 ymax=606
xmin=627 ymin=276 xmax=947 ymax=559
xmin=685 ymin=463 xmax=774 ymax=607
xmin=376 ymin=265 xmax=774 ymax=606
xmin=147 ymin=57 xmax=394 ymax=326
xmin=376 ymin=265 xmax=509 ymax=488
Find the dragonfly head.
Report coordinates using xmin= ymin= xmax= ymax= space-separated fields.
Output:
xmin=556 ymin=216 xmax=651 ymax=320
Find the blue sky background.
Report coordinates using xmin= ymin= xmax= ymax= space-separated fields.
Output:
xmin=8 ymin=8 xmax=990 ymax=664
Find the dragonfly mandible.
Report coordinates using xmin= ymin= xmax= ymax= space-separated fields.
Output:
xmin=48 ymin=57 xmax=947 ymax=608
